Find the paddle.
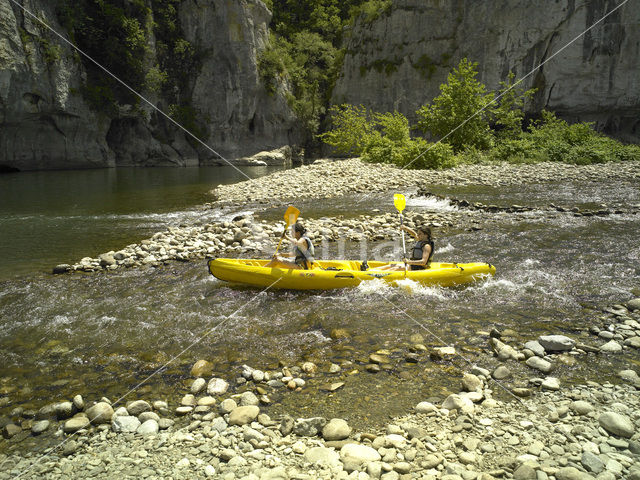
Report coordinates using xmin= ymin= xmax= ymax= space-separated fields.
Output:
xmin=394 ymin=194 xmax=407 ymax=274
xmin=273 ymin=205 xmax=300 ymax=258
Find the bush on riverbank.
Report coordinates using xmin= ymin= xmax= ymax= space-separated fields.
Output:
xmin=321 ymin=59 xmax=640 ymax=168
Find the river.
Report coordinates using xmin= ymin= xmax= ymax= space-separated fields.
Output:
xmin=1 ymin=164 xmax=639 ymax=455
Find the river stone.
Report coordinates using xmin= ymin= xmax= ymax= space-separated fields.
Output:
xmin=181 ymin=394 xmax=196 ymax=406
xmin=86 ymin=402 xmax=114 ymax=424
xmin=228 ymin=406 xmax=260 ymax=426
xmin=31 ymin=420 xmax=50 ymax=435
xmin=3 ymin=423 xmax=21 ymax=438
xmin=64 ymin=416 xmax=90 ymax=433
xmin=137 ymin=419 xmax=159 ymax=436
xmin=555 ymin=466 xmax=595 ymax=480
xmin=323 ymin=418 xmax=352 ymax=440
xmin=523 ymin=340 xmax=546 ymax=357
xmin=126 ymin=400 xmax=151 ymax=416
xmin=626 ymin=298 xmax=640 ymax=311
xmin=369 ymin=353 xmax=389 ymax=364
xmin=219 ymin=398 xmax=237 ymax=414
xmin=54 ymin=401 xmax=74 ymax=420
xmin=624 ymin=337 xmax=640 ymax=348
xmin=112 ymin=415 xmax=140 ymax=433
xmin=599 ymin=340 xmax=622 ymax=353
xmin=416 ymin=402 xmax=437 ymax=414
xmin=99 ymin=253 xmax=116 ymax=267
xmin=191 ymin=378 xmax=206 ymax=394
xmin=341 ymin=443 xmax=381 ymax=464
xmin=138 ymin=411 xmax=160 ymax=423
xmin=158 ymin=418 xmax=174 ymax=430
xmin=513 ymin=464 xmax=537 ymax=480
xmin=619 ymin=369 xmax=640 ymax=385
xmin=492 ymin=365 xmax=511 ymax=380
xmin=239 ymin=391 xmax=259 ymax=406
xmin=526 ymin=356 xmax=553 ymax=373
xmin=442 ymin=394 xmax=474 ymax=413
xmin=581 ymin=451 xmax=604 ymax=473
xmin=73 ymin=395 xmax=84 ymax=411
xmin=207 ymin=378 xmax=229 ymax=395
xmin=541 ymin=377 xmax=561 ymax=391
xmin=598 ymin=412 xmax=635 ymax=438
xmin=462 ymin=373 xmax=483 ymax=392
xmin=304 ymin=446 xmax=341 ymax=466
xmin=570 ymin=400 xmax=594 ymax=415
xmin=191 ymin=360 xmax=214 ymax=377
xmin=294 ymin=417 xmax=327 ymax=436
xmin=538 ymin=335 xmax=575 ymax=352
xmin=198 ymin=396 xmax=217 ymax=407
xmin=490 ymin=338 xmax=519 ymax=360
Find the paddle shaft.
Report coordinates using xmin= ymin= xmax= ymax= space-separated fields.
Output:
xmin=273 ymin=230 xmax=288 ymax=258
xmin=399 ymin=213 xmax=407 ymax=276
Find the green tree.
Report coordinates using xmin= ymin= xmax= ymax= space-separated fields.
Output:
xmin=416 ymin=58 xmax=495 ymax=152
xmin=491 ymin=72 xmax=536 ymax=139
xmin=317 ymin=104 xmax=372 ymax=156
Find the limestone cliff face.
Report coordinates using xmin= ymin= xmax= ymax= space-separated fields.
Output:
xmin=333 ymin=0 xmax=640 ymax=142
xmin=0 ymin=0 xmax=298 ymax=171
xmin=0 ymin=0 xmax=113 ymax=171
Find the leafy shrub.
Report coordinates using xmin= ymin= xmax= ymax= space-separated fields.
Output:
xmin=416 ymin=58 xmax=495 ymax=152
xmin=317 ymin=104 xmax=372 ymax=156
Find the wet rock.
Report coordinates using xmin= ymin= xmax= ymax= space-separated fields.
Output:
xmin=599 ymin=340 xmax=622 ymax=353
xmin=191 ymin=359 xmax=214 ymax=377
xmin=219 ymin=398 xmax=237 ymax=414
xmin=490 ymin=338 xmax=520 ymax=360
xmin=626 ymin=298 xmax=640 ymax=311
xmin=538 ymin=335 xmax=575 ymax=352
xmin=525 ymin=356 xmax=553 ymax=373
xmin=54 ymin=401 xmax=74 ymax=420
xmin=431 ymin=346 xmax=456 ymax=360
xmin=138 ymin=411 xmax=160 ymax=423
xmin=239 ymin=391 xmax=259 ymax=406
xmin=207 ymin=378 xmax=229 ymax=395
xmin=598 ymin=412 xmax=635 ymax=438
xmin=541 ymin=377 xmax=561 ymax=391
xmin=462 ymin=373 xmax=483 ymax=392
xmin=31 ymin=420 xmax=50 ymax=435
xmin=322 ymin=418 xmax=352 ymax=441
xmin=53 ymin=264 xmax=71 ymax=274
xmin=492 ymin=366 xmax=511 ymax=380
xmin=3 ymin=423 xmax=21 ymax=438
xmin=126 ymin=400 xmax=151 ymax=416
xmin=63 ymin=416 xmax=90 ymax=433
xmin=301 ymin=362 xmax=317 ymax=374
xmin=73 ymin=395 xmax=84 ymax=411
xmin=86 ymin=402 xmax=114 ymax=424
xmin=191 ymin=378 xmax=206 ymax=394
xmin=523 ymin=340 xmax=546 ymax=357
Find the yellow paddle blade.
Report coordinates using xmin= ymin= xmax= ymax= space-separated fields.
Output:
xmin=283 ymin=205 xmax=300 ymax=227
xmin=393 ymin=194 xmax=406 ymax=212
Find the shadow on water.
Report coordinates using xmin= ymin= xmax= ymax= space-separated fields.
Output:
xmin=1 ymin=177 xmax=639 ymax=451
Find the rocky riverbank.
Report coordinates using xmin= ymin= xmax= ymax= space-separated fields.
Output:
xmin=53 ymin=159 xmax=640 ymax=274
xmin=1 ymin=298 xmax=639 ymax=479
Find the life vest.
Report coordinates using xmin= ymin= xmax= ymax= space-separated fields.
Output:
xmin=294 ymin=236 xmax=315 ymax=269
xmin=410 ymin=240 xmax=434 ymax=270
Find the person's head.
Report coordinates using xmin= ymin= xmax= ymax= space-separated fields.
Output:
xmin=292 ymin=222 xmax=306 ymax=239
xmin=417 ymin=226 xmax=432 ymax=241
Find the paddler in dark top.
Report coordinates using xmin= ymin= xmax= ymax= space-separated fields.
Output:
xmin=265 ymin=222 xmax=315 ymax=270
xmin=378 ymin=225 xmax=434 ymax=271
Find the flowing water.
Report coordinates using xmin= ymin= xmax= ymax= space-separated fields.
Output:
xmin=1 ymin=167 xmax=639 ymax=454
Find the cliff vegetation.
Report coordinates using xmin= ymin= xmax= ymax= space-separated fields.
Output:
xmin=321 ymin=59 xmax=640 ymax=169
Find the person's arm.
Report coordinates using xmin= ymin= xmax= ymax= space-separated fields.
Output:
xmin=401 ymin=225 xmax=418 ymax=239
xmin=404 ymin=244 xmax=431 ymax=267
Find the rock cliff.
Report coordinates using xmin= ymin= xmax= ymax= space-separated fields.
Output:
xmin=0 ymin=0 xmax=298 ymax=171
xmin=0 ymin=0 xmax=113 ymax=171
xmin=333 ymin=0 xmax=640 ymax=142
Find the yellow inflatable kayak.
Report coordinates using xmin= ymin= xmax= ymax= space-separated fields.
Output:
xmin=208 ymin=258 xmax=495 ymax=290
